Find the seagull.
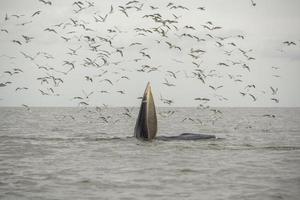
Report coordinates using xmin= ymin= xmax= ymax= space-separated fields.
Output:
xmin=4 ymin=71 xmax=14 ymax=76
xmin=12 ymin=40 xmax=22 ymax=45
xmin=16 ymin=87 xmax=28 ymax=91
xmin=250 ymin=0 xmax=256 ymax=6
xmin=210 ymin=109 xmax=223 ymax=114
xmin=39 ymin=89 xmax=49 ymax=95
xmin=0 ymin=54 xmax=15 ymax=59
xmin=0 ymin=83 xmax=8 ymax=87
xmin=218 ymin=62 xmax=229 ymax=67
xmin=1 ymin=29 xmax=8 ymax=33
xmin=38 ymin=0 xmax=52 ymax=5
xmin=209 ymin=85 xmax=223 ymax=91
xmin=63 ymin=60 xmax=75 ymax=70
xmin=22 ymin=35 xmax=34 ymax=43
xmin=242 ymin=64 xmax=250 ymax=72
xmin=181 ymin=117 xmax=195 ymax=122
xmin=166 ymin=71 xmax=179 ymax=79
xmin=165 ymin=41 xmax=181 ymax=51
xmin=117 ymin=76 xmax=130 ymax=81
xmin=17 ymin=21 xmax=33 ymax=26
xmin=283 ymin=41 xmax=296 ymax=46
xmin=159 ymin=110 xmax=175 ymax=118
xmin=271 ymin=98 xmax=279 ymax=103
xmin=194 ymin=97 xmax=210 ymax=101
xmin=73 ymin=96 xmax=83 ymax=100
xmin=116 ymin=48 xmax=124 ymax=57
xmin=99 ymin=90 xmax=109 ymax=94
xmin=94 ymin=14 xmax=108 ymax=22
xmin=22 ymin=104 xmax=31 ymax=112
xmin=79 ymin=101 xmax=89 ymax=106
xmin=248 ymin=94 xmax=256 ymax=101
xmin=44 ymin=28 xmax=57 ymax=34
xmin=84 ymin=76 xmax=93 ymax=82
xmin=61 ymin=36 xmax=71 ymax=42
xmin=237 ymin=35 xmax=245 ymax=39
xmin=82 ymin=90 xmax=94 ymax=99
xmin=129 ymin=42 xmax=142 ymax=46
xmin=170 ymin=5 xmax=189 ymax=10
xmin=32 ymin=10 xmax=41 ymax=17
xmin=240 ymin=92 xmax=247 ymax=96
xmin=263 ymin=114 xmax=276 ymax=118
xmin=20 ymin=51 xmax=35 ymax=60
xmin=5 ymin=13 xmax=9 ymax=21
xmin=119 ymin=7 xmax=129 ymax=17
xmin=109 ymin=5 xmax=114 ymax=14
xmin=140 ymin=51 xmax=151 ymax=59
xmin=245 ymin=84 xmax=256 ymax=90
xmin=270 ymin=87 xmax=278 ymax=95
xmin=102 ymin=79 xmax=113 ymax=85
xmin=67 ymin=46 xmax=81 ymax=55
xmin=86 ymin=1 xmax=94 ymax=7
xmin=99 ymin=116 xmax=109 ymax=123
xmin=162 ymin=78 xmax=175 ymax=87
xmin=150 ymin=5 xmax=159 ymax=10
xmin=123 ymin=112 xmax=132 ymax=118
xmin=116 ymin=90 xmax=125 ymax=94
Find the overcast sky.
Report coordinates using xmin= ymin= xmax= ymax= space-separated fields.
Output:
xmin=0 ymin=0 xmax=299 ymax=107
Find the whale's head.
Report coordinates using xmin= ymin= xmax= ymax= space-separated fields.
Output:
xmin=134 ymin=82 xmax=157 ymax=140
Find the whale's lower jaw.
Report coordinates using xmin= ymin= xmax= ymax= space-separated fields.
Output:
xmin=155 ymin=133 xmax=216 ymax=141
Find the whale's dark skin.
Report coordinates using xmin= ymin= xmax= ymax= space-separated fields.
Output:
xmin=134 ymin=83 xmax=216 ymax=141
xmin=156 ymin=133 xmax=216 ymax=141
xmin=134 ymin=82 xmax=157 ymax=140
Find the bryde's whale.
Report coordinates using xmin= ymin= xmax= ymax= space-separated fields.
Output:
xmin=134 ymin=82 xmax=216 ymax=141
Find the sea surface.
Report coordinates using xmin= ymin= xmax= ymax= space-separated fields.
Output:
xmin=0 ymin=107 xmax=299 ymax=200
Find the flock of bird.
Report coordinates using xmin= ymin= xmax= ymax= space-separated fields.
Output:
xmin=0 ymin=0 xmax=296 ymax=126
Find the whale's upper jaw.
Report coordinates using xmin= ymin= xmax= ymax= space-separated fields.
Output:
xmin=134 ymin=82 xmax=157 ymax=141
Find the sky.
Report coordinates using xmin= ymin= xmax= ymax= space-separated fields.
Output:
xmin=0 ymin=0 xmax=299 ymax=107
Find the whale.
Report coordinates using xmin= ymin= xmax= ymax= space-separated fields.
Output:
xmin=134 ymin=82 xmax=216 ymax=141
xmin=134 ymin=82 xmax=157 ymax=140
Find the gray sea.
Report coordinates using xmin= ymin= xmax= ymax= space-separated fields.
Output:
xmin=0 ymin=107 xmax=299 ymax=200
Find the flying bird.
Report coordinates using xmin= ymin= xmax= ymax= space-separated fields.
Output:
xmin=44 ymin=28 xmax=57 ymax=34
xmin=162 ymin=78 xmax=175 ymax=87
xmin=271 ymin=98 xmax=279 ymax=103
xmin=38 ymin=0 xmax=52 ymax=5
xmin=209 ymin=85 xmax=223 ymax=91
xmin=116 ymin=90 xmax=125 ymax=94
xmin=283 ymin=41 xmax=296 ymax=46
xmin=101 ymin=79 xmax=113 ymax=85
xmin=248 ymin=94 xmax=256 ymax=101
xmin=32 ymin=10 xmax=41 ymax=17
xmin=194 ymin=97 xmax=210 ymax=101
xmin=79 ymin=101 xmax=89 ymax=106
xmin=16 ymin=87 xmax=29 ymax=92
xmin=270 ymin=87 xmax=278 ymax=95
xmin=84 ymin=76 xmax=93 ymax=82
xmin=12 ymin=40 xmax=22 ymax=45
xmin=22 ymin=35 xmax=34 ymax=43
xmin=1 ymin=29 xmax=8 ymax=33
xmin=22 ymin=104 xmax=31 ymax=112
xmin=250 ymin=0 xmax=256 ymax=6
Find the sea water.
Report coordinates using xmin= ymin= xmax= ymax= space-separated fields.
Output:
xmin=0 ymin=107 xmax=299 ymax=200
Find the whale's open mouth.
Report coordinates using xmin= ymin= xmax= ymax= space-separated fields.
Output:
xmin=134 ymin=82 xmax=216 ymax=141
xmin=134 ymin=82 xmax=157 ymax=140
